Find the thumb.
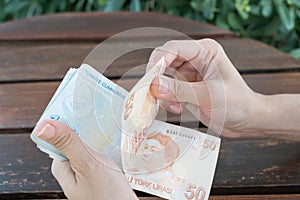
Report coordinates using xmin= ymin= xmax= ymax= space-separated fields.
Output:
xmin=150 ymin=75 xmax=208 ymax=106
xmin=35 ymin=119 xmax=92 ymax=171
xmin=51 ymin=159 xmax=76 ymax=193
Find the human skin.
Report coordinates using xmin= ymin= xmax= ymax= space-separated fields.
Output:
xmin=34 ymin=120 xmax=139 ymax=200
xmin=148 ymin=39 xmax=300 ymax=141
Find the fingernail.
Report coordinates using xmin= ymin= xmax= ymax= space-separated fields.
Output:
xmin=158 ymin=77 xmax=169 ymax=94
xmin=170 ymin=104 xmax=181 ymax=114
xmin=37 ymin=124 xmax=56 ymax=140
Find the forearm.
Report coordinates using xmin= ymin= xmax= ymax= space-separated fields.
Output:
xmin=254 ymin=93 xmax=300 ymax=141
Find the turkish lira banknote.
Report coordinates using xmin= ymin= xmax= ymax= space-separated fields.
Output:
xmin=121 ymin=58 xmax=166 ymax=170
xmin=31 ymin=60 xmax=221 ymax=200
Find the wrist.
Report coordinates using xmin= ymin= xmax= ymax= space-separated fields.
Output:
xmin=251 ymin=93 xmax=300 ymax=140
xmin=250 ymin=93 xmax=274 ymax=135
xmin=239 ymin=92 xmax=272 ymax=138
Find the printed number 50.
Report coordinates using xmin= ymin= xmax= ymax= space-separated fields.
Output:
xmin=184 ymin=184 xmax=206 ymax=200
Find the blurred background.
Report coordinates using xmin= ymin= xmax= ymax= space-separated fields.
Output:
xmin=0 ymin=0 xmax=299 ymax=59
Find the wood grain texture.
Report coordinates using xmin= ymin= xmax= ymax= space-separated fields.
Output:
xmin=0 ymin=12 xmax=234 ymax=41
xmin=0 ymin=38 xmax=299 ymax=82
xmin=219 ymin=38 xmax=300 ymax=73
xmin=22 ymin=194 xmax=300 ymax=200
xmin=1 ymin=72 xmax=300 ymax=131
xmin=0 ymin=134 xmax=299 ymax=199
xmin=0 ymin=82 xmax=59 ymax=132
xmin=0 ymin=42 xmax=93 ymax=82
xmin=139 ymin=194 xmax=300 ymax=200
xmin=141 ymin=194 xmax=300 ymax=200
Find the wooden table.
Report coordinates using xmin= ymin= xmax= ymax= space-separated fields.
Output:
xmin=0 ymin=12 xmax=299 ymax=200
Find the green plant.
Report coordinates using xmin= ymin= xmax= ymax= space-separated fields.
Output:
xmin=0 ymin=0 xmax=299 ymax=59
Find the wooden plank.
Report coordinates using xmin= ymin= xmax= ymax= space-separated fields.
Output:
xmin=0 ymin=134 xmax=299 ymax=198
xmin=0 ymin=82 xmax=59 ymax=132
xmin=0 ymin=41 xmax=153 ymax=82
xmin=0 ymin=43 xmax=93 ymax=82
xmin=218 ymin=38 xmax=300 ymax=73
xmin=142 ymin=195 xmax=300 ymax=200
xmin=243 ymin=72 xmax=300 ymax=95
xmin=1 ymin=72 xmax=300 ymax=131
xmin=139 ymin=195 xmax=300 ymax=200
xmin=0 ymin=134 xmax=61 ymax=198
xmin=214 ymin=138 xmax=300 ymax=195
xmin=0 ymin=12 xmax=234 ymax=41
xmin=4 ymin=195 xmax=300 ymax=200
xmin=0 ymin=38 xmax=299 ymax=82
xmin=17 ymin=194 xmax=300 ymax=200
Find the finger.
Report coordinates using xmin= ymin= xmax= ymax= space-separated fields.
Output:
xmin=147 ymin=40 xmax=203 ymax=72
xmin=159 ymin=100 xmax=182 ymax=114
xmin=175 ymin=63 xmax=204 ymax=82
xmin=150 ymin=76 xmax=209 ymax=106
xmin=164 ymin=66 xmax=200 ymax=82
xmin=51 ymin=159 xmax=76 ymax=191
xmin=146 ymin=45 xmax=177 ymax=72
xmin=34 ymin=120 xmax=92 ymax=171
xmin=147 ymin=39 xmax=230 ymax=81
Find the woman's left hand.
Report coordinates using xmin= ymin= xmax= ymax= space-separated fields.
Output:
xmin=33 ymin=119 xmax=138 ymax=200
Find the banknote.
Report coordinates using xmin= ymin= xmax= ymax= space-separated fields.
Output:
xmin=121 ymin=58 xmax=166 ymax=168
xmin=126 ymin=122 xmax=220 ymax=200
xmin=31 ymin=63 xmax=128 ymax=168
xmin=30 ymin=61 xmax=221 ymax=200
xmin=31 ymin=67 xmax=79 ymax=160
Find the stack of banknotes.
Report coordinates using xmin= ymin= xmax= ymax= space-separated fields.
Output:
xmin=31 ymin=58 xmax=221 ymax=200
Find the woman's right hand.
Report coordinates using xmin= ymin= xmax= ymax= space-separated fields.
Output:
xmin=148 ymin=39 xmax=269 ymax=138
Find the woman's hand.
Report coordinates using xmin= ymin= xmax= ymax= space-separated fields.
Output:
xmin=148 ymin=39 xmax=270 ymax=138
xmin=33 ymin=119 xmax=138 ymax=200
